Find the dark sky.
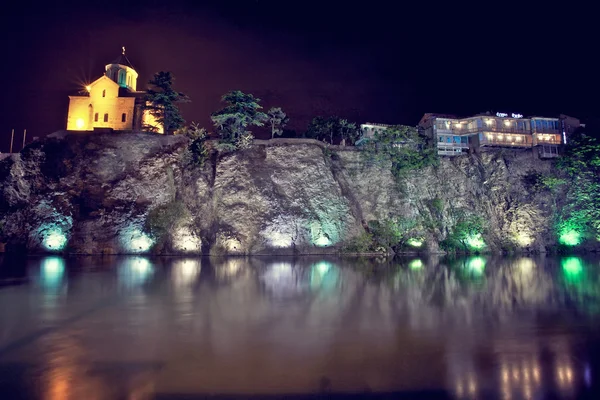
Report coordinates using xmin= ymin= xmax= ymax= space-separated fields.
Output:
xmin=0 ymin=1 xmax=596 ymax=152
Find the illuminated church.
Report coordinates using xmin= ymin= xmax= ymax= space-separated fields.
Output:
xmin=66 ymin=48 xmax=163 ymax=133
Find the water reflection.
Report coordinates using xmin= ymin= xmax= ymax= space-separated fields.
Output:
xmin=40 ymin=257 xmax=65 ymax=290
xmin=118 ymin=256 xmax=153 ymax=288
xmin=0 ymin=254 xmax=599 ymax=398
xmin=260 ymin=262 xmax=307 ymax=297
xmin=171 ymin=259 xmax=200 ymax=288
xmin=309 ymin=261 xmax=340 ymax=292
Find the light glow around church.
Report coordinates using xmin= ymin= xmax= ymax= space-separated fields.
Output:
xmin=66 ymin=48 xmax=164 ymax=133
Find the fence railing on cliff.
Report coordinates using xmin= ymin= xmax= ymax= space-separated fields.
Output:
xmin=252 ymin=138 xmax=360 ymax=151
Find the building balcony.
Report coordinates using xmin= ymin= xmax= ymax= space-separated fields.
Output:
xmin=532 ymin=134 xmax=561 ymax=146
xmin=479 ymin=133 xmax=533 ymax=148
xmin=437 ymin=126 xmax=560 ymax=136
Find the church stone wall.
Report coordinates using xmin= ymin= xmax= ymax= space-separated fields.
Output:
xmin=67 ymin=76 xmax=136 ymax=131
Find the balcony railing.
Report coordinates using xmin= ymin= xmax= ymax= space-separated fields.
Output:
xmin=436 ymin=142 xmax=469 ymax=149
xmin=480 ymin=137 xmax=532 ymax=148
xmin=437 ymin=126 xmax=560 ymax=135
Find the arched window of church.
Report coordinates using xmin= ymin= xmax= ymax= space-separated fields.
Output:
xmin=121 ymin=113 xmax=126 ymax=122
xmin=104 ymin=113 xmax=108 ymax=122
xmin=102 ymin=89 xmax=106 ymax=98
xmin=118 ymin=70 xmax=125 ymax=86
xmin=94 ymin=113 xmax=98 ymax=122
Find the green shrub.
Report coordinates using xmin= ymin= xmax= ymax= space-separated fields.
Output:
xmin=343 ymin=232 xmax=374 ymax=253
xmin=430 ymin=197 xmax=444 ymax=214
xmin=441 ymin=214 xmax=487 ymax=253
xmin=360 ymin=125 xmax=438 ymax=181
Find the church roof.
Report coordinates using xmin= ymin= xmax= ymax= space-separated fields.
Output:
xmin=109 ymin=53 xmax=135 ymax=69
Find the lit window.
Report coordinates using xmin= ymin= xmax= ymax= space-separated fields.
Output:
xmin=121 ymin=113 xmax=126 ymax=122
xmin=104 ymin=113 xmax=108 ymax=122
xmin=94 ymin=113 xmax=98 ymax=122
xmin=102 ymin=89 xmax=106 ymax=98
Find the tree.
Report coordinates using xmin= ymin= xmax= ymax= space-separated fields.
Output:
xmin=360 ymin=125 xmax=438 ymax=179
xmin=305 ymin=116 xmax=329 ymax=141
xmin=267 ymin=107 xmax=289 ymax=138
xmin=555 ymin=130 xmax=600 ymax=243
xmin=177 ymin=122 xmax=209 ymax=167
xmin=144 ymin=71 xmax=190 ymax=135
xmin=339 ymin=119 xmax=359 ymax=145
xmin=211 ymin=90 xmax=268 ymax=148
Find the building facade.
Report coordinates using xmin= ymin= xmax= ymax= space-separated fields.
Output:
xmin=418 ymin=112 xmax=583 ymax=158
xmin=66 ymin=49 xmax=163 ymax=133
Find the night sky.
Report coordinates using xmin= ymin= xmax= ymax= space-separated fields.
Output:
xmin=0 ymin=1 xmax=596 ymax=152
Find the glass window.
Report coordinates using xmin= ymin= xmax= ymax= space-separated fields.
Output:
xmin=121 ymin=113 xmax=126 ymax=122
xmin=103 ymin=113 xmax=108 ymax=122
xmin=446 ymin=137 xmax=452 ymax=143
xmin=438 ymin=136 xmax=444 ymax=143
xmin=94 ymin=113 xmax=98 ymax=122
xmin=453 ymin=136 xmax=461 ymax=144
xmin=476 ymin=119 xmax=483 ymax=128
xmin=102 ymin=89 xmax=106 ymax=98
xmin=461 ymin=137 xmax=468 ymax=144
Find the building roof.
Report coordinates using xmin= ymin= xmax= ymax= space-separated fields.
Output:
xmin=109 ymin=53 xmax=135 ymax=69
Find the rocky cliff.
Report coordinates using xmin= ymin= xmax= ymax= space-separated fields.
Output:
xmin=0 ymin=132 xmax=582 ymax=255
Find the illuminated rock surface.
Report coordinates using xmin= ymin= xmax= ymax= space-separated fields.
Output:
xmin=0 ymin=133 xmax=596 ymax=254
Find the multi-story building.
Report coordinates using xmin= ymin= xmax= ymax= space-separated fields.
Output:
xmin=418 ymin=112 xmax=583 ymax=158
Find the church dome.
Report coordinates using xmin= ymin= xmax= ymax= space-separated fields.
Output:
xmin=105 ymin=47 xmax=138 ymax=91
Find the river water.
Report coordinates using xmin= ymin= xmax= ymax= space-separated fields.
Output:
xmin=0 ymin=254 xmax=599 ymax=399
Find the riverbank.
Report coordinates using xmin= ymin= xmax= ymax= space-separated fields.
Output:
xmin=1 ymin=132 xmax=597 ymax=255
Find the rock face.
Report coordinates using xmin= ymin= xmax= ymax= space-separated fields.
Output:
xmin=0 ymin=132 xmax=582 ymax=254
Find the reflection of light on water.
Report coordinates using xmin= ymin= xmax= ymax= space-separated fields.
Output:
xmin=408 ymin=259 xmax=423 ymax=270
xmin=119 ymin=257 xmax=154 ymax=287
xmin=585 ymin=365 xmax=592 ymax=387
xmin=310 ymin=261 xmax=339 ymax=291
xmin=512 ymin=366 xmax=520 ymax=381
xmin=466 ymin=256 xmax=486 ymax=275
xmin=468 ymin=374 xmax=476 ymax=395
xmin=455 ymin=382 xmax=463 ymax=397
xmin=561 ymin=257 xmax=584 ymax=279
xmin=41 ymin=257 xmax=65 ymax=288
xmin=261 ymin=262 xmax=305 ymax=296
xmin=172 ymin=259 xmax=200 ymax=287
xmin=215 ymin=259 xmax=245 ymax=281
xmin=515 ymin=258 xmax=535 ymax=274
